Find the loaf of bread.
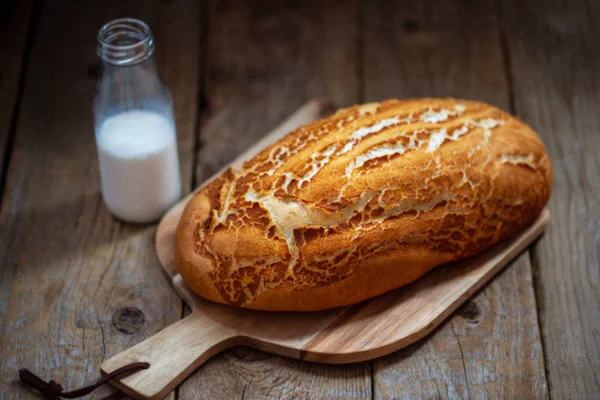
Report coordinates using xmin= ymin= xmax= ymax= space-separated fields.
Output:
xmin=175 ymin=98 xmax=552 ymax=311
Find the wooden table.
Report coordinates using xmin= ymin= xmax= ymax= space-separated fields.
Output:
xmin=0 ymin=0 xmax=597 ymax=399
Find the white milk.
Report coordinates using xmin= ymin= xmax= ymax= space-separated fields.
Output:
xmin=96 ymin=110 xmax=181 ymax=223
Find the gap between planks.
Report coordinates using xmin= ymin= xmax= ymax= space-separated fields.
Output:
xmin=494 ymin=0 xmax=551 ymax=393
xmin=0 ymin=0 xmax=44 ymax=212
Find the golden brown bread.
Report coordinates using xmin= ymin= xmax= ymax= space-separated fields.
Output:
xmin=175 ymin=98 xmax=552 ymax=311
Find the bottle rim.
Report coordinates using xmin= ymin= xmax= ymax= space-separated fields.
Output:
xmin=97 ymin=18 xmax=155 ymax=66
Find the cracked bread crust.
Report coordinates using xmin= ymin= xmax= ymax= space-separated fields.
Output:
xmin=175 ymin=98 xmax=552 ymax=311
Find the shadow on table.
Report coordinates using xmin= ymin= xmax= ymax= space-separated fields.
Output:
xmin=0 ymin=191 xmax=160 ymax=273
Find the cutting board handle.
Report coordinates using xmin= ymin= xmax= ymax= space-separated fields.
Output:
xmin=101 ymin=312 xmax=240 ymax=400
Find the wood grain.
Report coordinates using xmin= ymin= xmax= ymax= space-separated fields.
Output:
xmin=499 ymin=0 xmax=600 ymax=397
xmin=0 ymin=0 xmax=35 ymax=199
xmin=0 ymin=0 xmax=200 ymax=398
xmin=179 ymin=1 xmax=369 ymax=399
xmin=364 ymin=0 xmax=549 ymax=398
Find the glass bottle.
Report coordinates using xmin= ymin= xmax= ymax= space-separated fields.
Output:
xmin=93 ymin=18 xmax=181 ymax=223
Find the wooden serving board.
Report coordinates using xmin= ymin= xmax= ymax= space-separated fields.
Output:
xmin=101 ymin=99 xmax=550 ymax=400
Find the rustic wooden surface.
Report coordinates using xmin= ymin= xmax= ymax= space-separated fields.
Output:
xmin=0 ymin=0 xmax=597 ymax=399
xmin=499 ymin=0 xmax=600 ymax=398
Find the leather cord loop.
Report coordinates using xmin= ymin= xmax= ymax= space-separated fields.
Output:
xmin=19 ymin=362 xmax=150 ymax=399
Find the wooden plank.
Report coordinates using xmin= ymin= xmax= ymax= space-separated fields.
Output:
xmin=364 ymin=1 xmax=549 ymax=398
xmin=499 ymin=0 xmax=600 ymax=397
xmin=0 ymin=0 xmax=35 ymax=198
xmin=179 ymin=347 xmax=370 ymax=400
xmin=178 ymin=0 xmax=370 ymax=398
xmin=0 ymin=0 xmax=200 ymax=397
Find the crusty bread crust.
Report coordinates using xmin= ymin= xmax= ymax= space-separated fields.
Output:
xmin=175 ymin=98 xmax=552 ymax=311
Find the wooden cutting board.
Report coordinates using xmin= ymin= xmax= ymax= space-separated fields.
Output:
xmin=101 ymin=99 xmax=550 ymax=400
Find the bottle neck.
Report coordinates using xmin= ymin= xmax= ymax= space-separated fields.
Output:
xmin=101 ymin=55 xmax=158 ymax=74
xmin=94 ymin=18 xmax=172 ymax=121
xmin=97 ymin=18 xmax=154 ymax=66
xmin=99 ymin=56 xmax=164 ymax=98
